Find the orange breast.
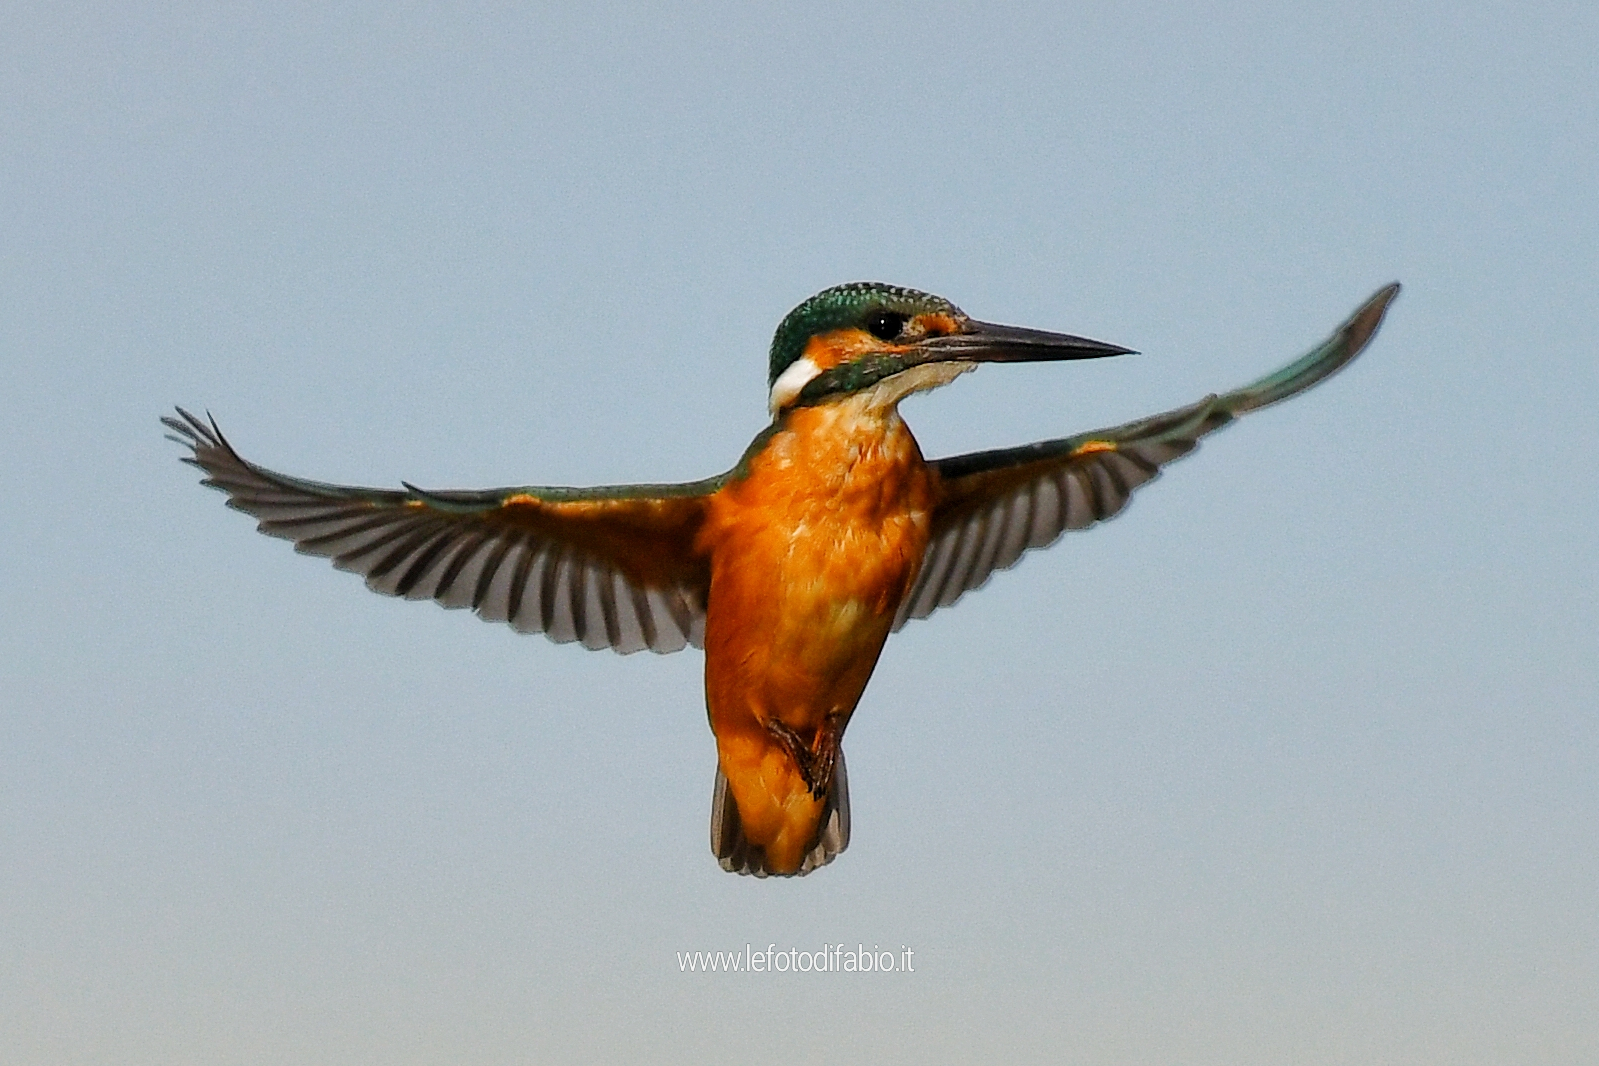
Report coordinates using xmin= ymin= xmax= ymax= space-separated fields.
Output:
xmin=695 ymin=398 xmax=934 ymax=871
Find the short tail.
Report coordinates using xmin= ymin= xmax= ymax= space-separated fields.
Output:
xmin=710 ymin=750 xmax=850 ymax=877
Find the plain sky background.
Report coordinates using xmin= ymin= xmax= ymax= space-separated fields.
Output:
xmin=3 ymin=2 xmax=1595 ymax=1063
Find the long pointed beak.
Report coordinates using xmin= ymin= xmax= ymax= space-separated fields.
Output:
xmin=912 ymin=320 xmax=1135 ymax=365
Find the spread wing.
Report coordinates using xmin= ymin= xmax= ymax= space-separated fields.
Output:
xmin=894 ymin=283 xmax=1400 ymax=628
xmin=165 ymin=408 xmax=720 ymax=654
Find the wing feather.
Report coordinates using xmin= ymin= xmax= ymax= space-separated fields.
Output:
xmin=895 ymin=283 xmax=1399 ymax=629
xmin=165 ymin=408 xmax=720 ymax=654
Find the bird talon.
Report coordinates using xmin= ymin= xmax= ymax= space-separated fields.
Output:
xmin=763 ymin=714 xmax=846 ymax=799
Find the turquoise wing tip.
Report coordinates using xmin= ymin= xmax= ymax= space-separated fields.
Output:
xmin=1226 ymin=282 xmax=1401 ymax=414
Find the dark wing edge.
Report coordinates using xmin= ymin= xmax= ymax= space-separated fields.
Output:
xmin=163 ymin=407 xmax=720 ymax=654
xmin=895 ymin=283 xmax=1400 ymax=628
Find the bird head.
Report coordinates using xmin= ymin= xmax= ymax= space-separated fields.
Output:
xmin=767 ymin=282 xmax=1134 ymax=416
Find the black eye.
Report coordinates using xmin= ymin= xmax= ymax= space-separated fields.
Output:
xmin=864 ymin=309 xmax=908 ymax=341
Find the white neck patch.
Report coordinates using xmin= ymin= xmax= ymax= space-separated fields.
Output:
xmin=768 ymin=356 xmax=824 ymax=414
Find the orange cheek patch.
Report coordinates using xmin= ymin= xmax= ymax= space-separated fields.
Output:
xmin=803 ymin=328 xmax=881 ymax=370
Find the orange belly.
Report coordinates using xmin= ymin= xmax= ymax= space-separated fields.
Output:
xmin=696 ymin=399 xmax=934 ymax=873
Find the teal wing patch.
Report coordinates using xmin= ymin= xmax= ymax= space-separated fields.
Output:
xmin=165 ymin=409 xmax=722 ymax=654
xmin=895 ymin=283 xmax=1400 ymax=628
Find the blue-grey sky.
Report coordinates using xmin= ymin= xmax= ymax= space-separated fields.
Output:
xmin=3 ymin=2 xmax=1595 ymax=1063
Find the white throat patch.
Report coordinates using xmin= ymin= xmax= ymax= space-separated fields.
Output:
xmin=859 ymin=360 xmax=976 ymax=410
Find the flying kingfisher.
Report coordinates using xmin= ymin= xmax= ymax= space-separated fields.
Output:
xmin=166 ymin=280 xmax=1399 ymax=877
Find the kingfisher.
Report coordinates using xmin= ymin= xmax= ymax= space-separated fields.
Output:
xmin=166 ymin=280 xmax=1399 ymax=877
